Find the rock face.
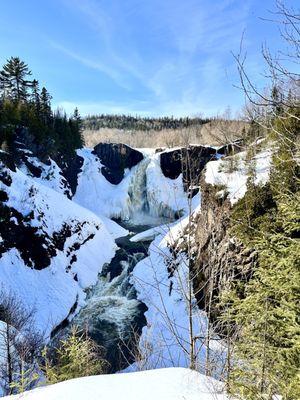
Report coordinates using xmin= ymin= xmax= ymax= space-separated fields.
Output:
xmin=61 ymin=154 xmax=84 ymax=196
xmin=93 ymin=143 xmax=144 ymax=184
xmin=159 ymin=146 xmax=217 ymax=193
xmin=217 ymin=139 xmax=244 ymax=156
xmin=190 ymin=178 xmax=258 ymax=323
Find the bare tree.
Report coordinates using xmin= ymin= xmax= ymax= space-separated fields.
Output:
xmin=0 ymin=289 xmax=44 ymax=395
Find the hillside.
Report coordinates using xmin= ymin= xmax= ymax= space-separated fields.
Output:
xmin=83 ymin=119 xmax=247 ymax=148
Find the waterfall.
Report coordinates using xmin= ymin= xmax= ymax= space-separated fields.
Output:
xmin=127 ymin=158 xmax=150 ymax=217
xmin=126 ymin=155 xmax=178 ymax=225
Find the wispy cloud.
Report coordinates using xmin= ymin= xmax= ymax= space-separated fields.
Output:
xmin=49 ymin=41 xmax=133 ymax=90
xmin=54 ymin=0 xmax=252 ymax=116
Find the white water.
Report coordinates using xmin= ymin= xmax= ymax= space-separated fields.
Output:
xmin=74 ymin=254 xmax=145 ymax=336
xmin=126 ymin=155 xmax=181 ymax=225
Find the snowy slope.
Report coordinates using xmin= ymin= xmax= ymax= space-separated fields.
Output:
xmin=3 ymin=368 xmax=227 ymax=400
xmin=126 ymin=200 xmax=224 ymax=372
xmin=205 ymin=149 xmax=272 ymax=204
xmin=19 ymin=152 xmax=72 ymax=197
xmin=0 ymin=160 xmax=117 ymax=337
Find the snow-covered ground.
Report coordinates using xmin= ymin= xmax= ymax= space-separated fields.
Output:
xmin=3 ymin=368 xmax=228 ymax=400
xmin=205 ymin=149 xmax=272 ymax=204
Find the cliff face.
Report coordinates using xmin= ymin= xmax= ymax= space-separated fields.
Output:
xmin=93 ymin=143 xmax=144 ymax=184
xmin=190 ymin=178 xmax=258 ymax=323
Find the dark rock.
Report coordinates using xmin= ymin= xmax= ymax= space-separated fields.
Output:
xmin=183 ymin=177 xmax=259 ymax=329
xmin=217 ymin=139 xmax=244 ymax=156
xmin=61 ymin=154 xmax=84 ymax=196
xmin=160 ymin=145 xmax=217 ymax=193
xmin=0 ymin=203 xmax=56 ymax=269
xmin=0 ymin=152 xmax=16 ymax=172
xmin=93 ymin=143 xmax=144 ymax=184
xmin=24 ymin=158 xmax=42 ymax=178
xmin=0 ymin=190 xmax=8 ymax=202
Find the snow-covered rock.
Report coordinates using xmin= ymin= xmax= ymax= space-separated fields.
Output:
xmin=3 ymin=368 xmax=228 ymax=400
xmin=0 ymin=157 xmax=117 ymax=337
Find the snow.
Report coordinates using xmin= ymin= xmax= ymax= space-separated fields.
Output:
xmin=20 ymin=156 xmax=71 ymax=197
xmin=3 ymin=368 xmax=228 ymax=400
xmin=130 ymin=226 xmax=162 ymax=242
xmin=205 ymin=149 xmax=272 ymax=204
xmin=146 ymin=153 xmax=191 ymax=218
xmin=0 ymin=163 xmax=117 ymax=337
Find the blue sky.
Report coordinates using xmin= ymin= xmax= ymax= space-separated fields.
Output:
xmin=0 ymin=0 xmax=297 ymax=117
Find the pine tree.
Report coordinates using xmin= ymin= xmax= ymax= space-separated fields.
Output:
xmin=221 ymin=109 xmax=300 ymax=400
xmin=42 ymin=326 xmax=108 ymax=384
xmin=30 ymin=79 xmax=40 ymax=113
xmin=70 ymin=107 xmax=84 ymax=148
xmin=40 ymin=87 xmax=52 ymax=126
xmin=0 ymin=57 xmax=32 ymax=102
xmin=225 ymin=188 xmax=300 ymax=400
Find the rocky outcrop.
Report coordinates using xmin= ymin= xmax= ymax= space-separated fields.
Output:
xmin=60 ymin=154 xmax=84 ymax=196
xmin=93 ymin=143 xmax=144 ymax=184
xmin=159 ymin=146 xmax=217 ymax=193
xmin=172 ymin=174 xmax=258 ymax=327
xmin=217 ymin=139 xmax=244 ymax=156
xmin=191 ymin=179 xmax=258 ymax=323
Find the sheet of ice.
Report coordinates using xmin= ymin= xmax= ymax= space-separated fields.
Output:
xmin=3 ymin=368 xmax=228 ymax=400
xmin=205 ymin=149 xmax=272 ymax=204
xmin=130 ymin=226 xmax=163 ymax=242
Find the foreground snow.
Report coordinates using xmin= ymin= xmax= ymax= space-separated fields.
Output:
xmin=3 ymin=368 xmax=227 ymax=400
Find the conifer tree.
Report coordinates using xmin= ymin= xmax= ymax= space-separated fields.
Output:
xmin=40 ymin=87 xmax=52 ymax=126
xmin=42 ymin=326 xmax=108 ymax=384
xmin=30 ymin=79 xmax=40 ymax=112
xmin=0 ymin=57 xmax=32 ymax=102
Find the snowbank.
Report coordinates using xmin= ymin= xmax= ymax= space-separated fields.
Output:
xmin=3 ymin=368 xmax=227 ymax=400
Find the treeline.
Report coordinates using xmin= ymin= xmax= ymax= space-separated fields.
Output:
xmin=83 ymin=113 xmax=211 ymax=131
xmin=0 ymin=57 xmax=84 ymax=159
